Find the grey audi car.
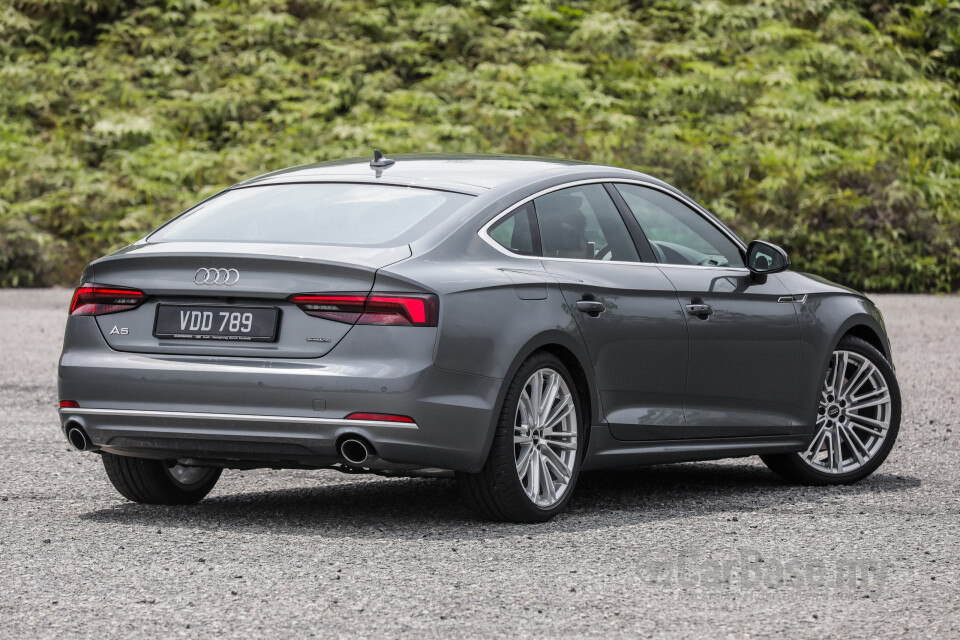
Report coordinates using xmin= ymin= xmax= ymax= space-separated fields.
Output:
xmin=58 ymin=153 xmax=901 ymax=522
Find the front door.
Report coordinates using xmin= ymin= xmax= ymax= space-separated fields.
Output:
xmin=612 ymin=183 xmax=801 ymax=438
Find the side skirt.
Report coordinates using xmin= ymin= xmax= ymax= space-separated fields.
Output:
xmin=581 ymin=425 xmax=808 ymax=471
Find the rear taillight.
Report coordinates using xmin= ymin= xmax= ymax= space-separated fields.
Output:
xmin=289 ymin=294 xmax=368 ymax=324
xmin=69 ymin=284 xmax=145 ymax=316
xmin=290 ymin=293 xmax=438 ymax=327
xmin=357 ymin=296 xmax=437 ymax=326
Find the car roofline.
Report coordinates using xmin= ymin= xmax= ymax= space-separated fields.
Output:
xmin=226 ymin=176 xmax=489 ymax=197
xmin=230 ymin=153 xmax=670 ymax=194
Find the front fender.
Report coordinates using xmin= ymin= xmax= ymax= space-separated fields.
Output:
xmin=794 ymin=292 xmax=891 ymax=434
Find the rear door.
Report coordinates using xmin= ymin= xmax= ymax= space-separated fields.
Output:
xmin=531 ymin=183 xmax=689 ymax=441
xmin=613 ymin=183 xmax=801 ymax=438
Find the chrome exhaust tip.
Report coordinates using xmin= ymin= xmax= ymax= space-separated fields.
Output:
xmin=339 ymin=438 xmax=372 ymax=466
xmin=66 ymin=424 xmax=93 ymax=451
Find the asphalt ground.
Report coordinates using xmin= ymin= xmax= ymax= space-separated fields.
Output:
xmin=0 ymin=289 xmax=957 ymax=638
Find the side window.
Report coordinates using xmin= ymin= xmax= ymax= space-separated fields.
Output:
xmin=534 ymin=184 xmax=639 ymax=262
xmin=614 ymin=184 xmax=744 ymax=268
xmin=488 ymin=202 xmax=540 ymax=256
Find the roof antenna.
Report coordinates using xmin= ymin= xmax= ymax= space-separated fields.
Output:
xmin=370 ymin=149 xmax=395 ymax=170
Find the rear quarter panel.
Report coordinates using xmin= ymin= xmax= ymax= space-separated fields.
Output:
xmin=377 ymin=236 xmax=603 ymax=465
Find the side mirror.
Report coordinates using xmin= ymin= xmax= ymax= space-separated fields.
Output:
xmin=746 ymin=240 xmax=790 ymax=283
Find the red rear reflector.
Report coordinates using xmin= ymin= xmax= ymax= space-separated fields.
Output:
xmin=346 ymin=412 xmax=415 ymax=423
xmin=70 ymin=285 xmax=145 ymax=316
xmin=59 ymin=401 xmax=80 ymax=409
xmin=290 ymin=293 xmax=438 ymax=326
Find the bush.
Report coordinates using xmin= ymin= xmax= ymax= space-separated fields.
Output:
xmin=1 ymin=0 xmax=958 ymax=291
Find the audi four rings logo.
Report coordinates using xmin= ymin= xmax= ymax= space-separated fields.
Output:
xmin=194 ymin=268 xmax=240 ymax=286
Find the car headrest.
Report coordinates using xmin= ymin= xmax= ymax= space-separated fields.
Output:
xmin=539 ymin=195 xmax=587 ymax=253
xmin=510 ymin=211 xmax=533 ymax=254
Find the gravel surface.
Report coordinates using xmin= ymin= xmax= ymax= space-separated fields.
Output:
xmin=0 ymin=289 xmax=957 ymax=638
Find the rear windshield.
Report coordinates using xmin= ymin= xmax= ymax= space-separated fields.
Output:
xmin=149 ymin=183 xmax=474 ymax=246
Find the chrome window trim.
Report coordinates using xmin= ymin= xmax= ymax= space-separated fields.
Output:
xmin=478 ymin=178 xmax=750 ymax=271
xmin=62 ymin=408 xmax=419 ymax=430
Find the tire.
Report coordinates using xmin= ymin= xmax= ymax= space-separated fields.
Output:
xmin=458 ymin=352 xmax=584 ymax=522
xmin=102 ymin=453 xmax=222 ymax=505
xmin=761 ymin=335 xmax=901 ymax=485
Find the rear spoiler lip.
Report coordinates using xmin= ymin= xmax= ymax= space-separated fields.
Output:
xmin=94 ymin=242 xmax=413 ymax=271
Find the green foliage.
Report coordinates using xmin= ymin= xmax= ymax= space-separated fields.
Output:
xmin=1 ymin=0 xmax=959 ymax=291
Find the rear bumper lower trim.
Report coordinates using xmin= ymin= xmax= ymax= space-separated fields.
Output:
xmin=62 ymin=407 xmax=419 ymax=430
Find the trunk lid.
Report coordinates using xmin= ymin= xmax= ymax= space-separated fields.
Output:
xmin=87 ymin=242 xmax=411 ymax=358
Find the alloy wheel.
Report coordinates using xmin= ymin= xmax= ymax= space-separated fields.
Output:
xmin=513 ymin=368 xmax=578 ymax=507
xmin=801 ymin=349 xmax=893 ymax=474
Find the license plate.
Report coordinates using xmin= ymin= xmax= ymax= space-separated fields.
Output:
xmin=154 ymin=305 xmax=279 ymax=342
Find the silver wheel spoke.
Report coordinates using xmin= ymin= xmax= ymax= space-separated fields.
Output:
xmin=848 ymin=421 xmax=885 ymax=438
xmin=540 ymin=445 xmax=571 ymax=483
xmin=804 ymin=426 xmax=829 ymax=460
xmin=539 ymin=372 xmax=561 ymax=418
xmin=846 ymin=363 xmax=878 ymax=399
xmin=840 ymin=358 xmax=870 ymax=398
xmin=515 ymin=409 xmax=532 ymax=433
xmin=847 ymin=392 xmax=891 ymax=412
xmin=527 ymin=449 xmax=541 ymax=500
xmin=830 ymin=427 xmax=843 ymax=472
xmin=841 ymin=424 xmax=868 ymax=465
xmin=541 ymin=398 xmax=573 ymax=432
xmin=831 ymin=351 xmax=847 ymax=395
xmin=517 ymin=444 xmax=534 ymax=481
xmin=849 ymin=382 xmax=886 ymax=402
xmin=528 ymin=371 xmax=543 ymax=426
xmin=543 ymin=438 xmax=577 ymax=450
xmin=540 ymin=456 xmax=557 ymax=503
xmin=519 ymin=390 xmax=535 ymax=429
xmin=848 ymin=412 xmax=889 ymax=431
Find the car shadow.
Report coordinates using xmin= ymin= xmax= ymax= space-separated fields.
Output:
xmin=79 ymin=462 xmax=922 ymax=539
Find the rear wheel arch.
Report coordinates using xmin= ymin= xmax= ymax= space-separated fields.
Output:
xmin=459 ymin=350 xmax=586 ymax=521
xmin=476 ymin=333 xmax=600 ymax=470
xmin=514 ymin=339 xmax=597 ymax=430
xmin=537 ymin=343 xmax=594 ymax=431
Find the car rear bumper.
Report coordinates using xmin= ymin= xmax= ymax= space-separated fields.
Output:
xmin=58 ymin=316 xmax=502 ymax=471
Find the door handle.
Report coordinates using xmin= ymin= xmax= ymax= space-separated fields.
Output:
xmin=576 ymin=300 xmax=605 ymax=315
xmin=685 ymin=303 xmax=713 ymax=317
